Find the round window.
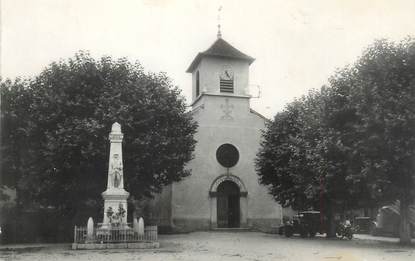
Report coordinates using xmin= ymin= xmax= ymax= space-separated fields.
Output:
xmin=216 ymin=144 xmax=239 ymax=168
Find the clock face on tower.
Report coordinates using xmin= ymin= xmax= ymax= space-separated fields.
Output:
xmin=220 ymin=67 xmax=234 ymax=80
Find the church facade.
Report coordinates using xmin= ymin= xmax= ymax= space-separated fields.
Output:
xmin=148 ymin=35 xmax=283 ymax=232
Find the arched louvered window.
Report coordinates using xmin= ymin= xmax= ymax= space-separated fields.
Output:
xmin=220 ymin=69 xmax=234 ymax=93
xmin=196 ymin=71 xmax=200 ymax=97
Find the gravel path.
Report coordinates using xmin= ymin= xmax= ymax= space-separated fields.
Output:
xmin=1 ymin=231 xmax=414 ymax=261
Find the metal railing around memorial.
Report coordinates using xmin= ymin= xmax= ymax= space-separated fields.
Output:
xmin=73 ymin=224 xmax=158 ymax=244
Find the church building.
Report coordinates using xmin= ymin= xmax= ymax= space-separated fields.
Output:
xmin=148 ymin=32 xmax=283 ymax=232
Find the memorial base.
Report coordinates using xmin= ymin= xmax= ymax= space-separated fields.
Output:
xmin=72 ymin=241 xmax=160 ymax=250
xmin=102 ymin=188 xmax=130 ymax=224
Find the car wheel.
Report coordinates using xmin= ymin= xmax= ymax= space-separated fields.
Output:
xmin=300 ymin=228 xmax=307 ymax=238
xmin=284 ymin=226 xmax=293 ymax=237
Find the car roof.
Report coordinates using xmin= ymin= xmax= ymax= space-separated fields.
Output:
xmin=299 ymin=211 xmax=320 ymax=214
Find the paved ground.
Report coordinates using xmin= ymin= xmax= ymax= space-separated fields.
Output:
xmin=0 ymin=232 xmax=414 ymax=261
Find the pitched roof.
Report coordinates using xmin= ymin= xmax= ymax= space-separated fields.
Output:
xmin=186 ymin=38 xmax=255 ymax=72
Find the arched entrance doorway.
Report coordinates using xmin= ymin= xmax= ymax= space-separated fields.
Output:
xmin=209 ymin=175 xmax=248 ymax=229
xmin=217 ymin=180 xmax=240 ymax=228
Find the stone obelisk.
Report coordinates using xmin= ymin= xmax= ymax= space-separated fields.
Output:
xmin=102 ymin=122 xmax=130 ymax=227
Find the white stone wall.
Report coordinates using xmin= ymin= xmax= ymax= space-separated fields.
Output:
xmin=171 ymin=94 xmax=282 ymax=231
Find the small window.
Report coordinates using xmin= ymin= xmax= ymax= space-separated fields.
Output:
xmin=196 ymin=71 xmax=200 ymax=97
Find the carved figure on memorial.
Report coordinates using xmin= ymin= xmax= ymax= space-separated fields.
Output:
xmin=106 ymin=207 xmax=114 ymax=223
xmin=111 ymin=154 xmax=123 ymax=188
xmin=105 ymin=204 xmax=127 ymax=226
xmin=117 ymin=203 xmax=126 ymax=218
xmin=111 ymin=213 xmax=120 ymax=226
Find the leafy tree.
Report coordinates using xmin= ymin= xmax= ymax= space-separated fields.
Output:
xmin=1 ymin=52 xmax=197 ymax=237
xmin=257 ymin=38 xmax=415 ymax=243
xmin=1 ymin=78 xmax=33 ymax=205
xmin=256 ymin=100 xmax=313 ymax=211
xmin=315 ymin=77 xmax=373 ymax=236
xmin=257 ymin=87 xmax=367 ymax=237
xmin=350 ymin=38 xmax=415 ymax=244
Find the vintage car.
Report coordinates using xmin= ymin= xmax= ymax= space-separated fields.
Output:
xmin=279 ymin=211 xmax=323 ymax=238
xmin=370 ymin=201 xmax=415 ymax=237
xmin=354 ymin=216 xmax=372 ymax=234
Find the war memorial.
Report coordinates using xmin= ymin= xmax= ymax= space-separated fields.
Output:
xmin=72 ymin=123 xmax=159 ymax=249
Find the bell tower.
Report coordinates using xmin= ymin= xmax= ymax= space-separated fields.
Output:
xmin=186 ymin=35 xmax=255 ymax=108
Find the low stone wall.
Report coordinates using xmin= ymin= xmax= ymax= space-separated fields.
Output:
xmin=72 ymin=241 xmax=160 ymax=250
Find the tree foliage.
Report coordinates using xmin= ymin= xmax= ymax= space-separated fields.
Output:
xmin=1 ymin=51 xmax=197 ymax=218
xmin=256 ymin=38 xmax=415 ymax=243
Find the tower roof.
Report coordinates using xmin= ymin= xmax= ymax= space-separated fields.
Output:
xmin=186 ymin=38 xmax=255 ymax=73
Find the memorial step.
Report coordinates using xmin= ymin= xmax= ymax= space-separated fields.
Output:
xmin=212 ymin=227 xmax=252 ymax=232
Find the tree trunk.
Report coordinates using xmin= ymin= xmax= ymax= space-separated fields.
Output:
xmin=399 ymin=197 xmax=411 ymax=245
xmin=325 ymin=202 xmax=337 ymax=238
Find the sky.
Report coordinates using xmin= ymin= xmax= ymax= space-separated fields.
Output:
xmin=2 ymin=0 xmax=415 ymax=118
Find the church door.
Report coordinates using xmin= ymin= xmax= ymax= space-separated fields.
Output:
xmin=217 ymin=180 xmax=240 ymax=228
